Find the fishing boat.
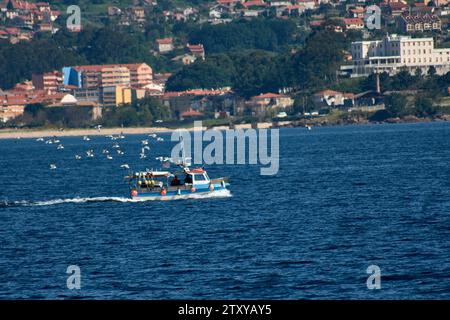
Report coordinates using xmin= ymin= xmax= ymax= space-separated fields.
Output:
xmin=126 ymin=166 xmax=230 ymax=201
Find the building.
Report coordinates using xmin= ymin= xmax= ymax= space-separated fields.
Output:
xmin=250 ymin=93 xmax=293 ymax=108
xmin=161 ymin=88 xmax=233 ymax=119
xmin=62 ymin=63 xmax=152 ymax=107
xmin=32 ymin=71 xmax=63 ymax=93
xmin=343 ymin=18 xmax=365 ymax=30
xmin=0 ymin=95 xmax=27 ymax=122
xmin=385 ymin=2 xmax=409 ymax=17
xmin=99 ymin=66 xmax=131 ymax=88
xmin=130 ymin=6 xmax=145 ymax=23
xmin=348 ymin=7 xmax=365 ymax=18
xmin=63 ymin=63 xmax=152 ymax=89
xmin=102 ymin=86 xmax=146 ymax=107
xmin=187 ymin=44 xmax=205 ymax=60
xmin=73 ymin=87 xmax=101 ymax=105
xmin=245 ymin=93 xmax=294 ymax=116
xmin=350 ymin=35 xmax=450 ymax=77
xmin=313 ymin=90 xmax=354 ymax=108
xmin=156 ymin=38 xmax=174 ymax=53
xmin=126 ymin=63 xmax=153 ymax=88
xmin=397 ymin=13 xmax=442 ymax=33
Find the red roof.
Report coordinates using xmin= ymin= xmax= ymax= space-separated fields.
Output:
xmin=187 ymin=44 xmax=204 ymax=52
xmin=286 ymin=4 xmax=305 ymax=11
xmin=343 ymin=18 xmax=364 ymax=25
xmin=163 ymin=92 xmax=183 ymax=98
xmin=350 ymin=7 xmax=365 ymax=13
xmin=253 ymin=93 xmax=285 ymax=99
xmin=310 ymin=21 xmax=323 ymax=27
xmin=5 ymin=27 xmax=21 ymax=35
xmin=73 ymin=63 xmax=149 ymax=72
xmin=1 ymin=95 xmax=28 ymax=106
xmin=217 ymin=0 xmax=239 ymax=4
xmin=181 ymin=110 xmax=204 ymax=117
xmin=11 ymin=0 xmax=37 ymax=10
xmin=389 ymin=2 xmax=408 ymax=10
xmin=242 ymin=0 xmax=267 ymax=8
xmin=315 ymin=89 xmax=341 ymax=96
xmin=156 ymin=38 xmax=173 ymax=45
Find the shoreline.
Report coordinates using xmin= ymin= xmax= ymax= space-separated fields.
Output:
xmin=0 ymin=122 xmax=275 ymax=140
xmin=0 ymin=117 xmax=448 ymax=140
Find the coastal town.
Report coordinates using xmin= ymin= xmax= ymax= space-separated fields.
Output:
xmin=0 ymin=0 xmax=450 ymax=128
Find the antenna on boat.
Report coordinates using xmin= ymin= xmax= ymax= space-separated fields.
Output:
xmin=178 ymin=136 xmax=192 ymax=169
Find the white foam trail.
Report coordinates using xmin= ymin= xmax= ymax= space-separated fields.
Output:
xmin=33 ymin=197 xmax=139 ymax=206
xmin=2 ymin=190 xmax=232 ymax=207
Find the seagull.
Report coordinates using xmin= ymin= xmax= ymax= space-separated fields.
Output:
xmin=116 ymin=150 xmax=124 ymax=155
xmin=86 ymin=149 xmax=94 ymax=158
xmin=95 ymin=125 xmax=102 ymax=132
xmin=141 ymin=139 xmax=149 ymax=146
xmin=120 ymin=164 xmax=130 ymax=169
xmin=102 ymin=149 xmax=110 ymax=154
xmin=75 ymin=155 xmax=81 ymax=160
xmin=112 ymin=143 xmax=120 ymax=149
xmin=107 ymin=155 xmax=113 ymax=160
xmin=149 ymin=133 xmax=157 ymax=138
xmin=156 ymin=137 xmax=164 ymax=142
xmin=140 ymin=146 xmax=150 ymax=159
xmin=155 ymin=156 xmax=164 ymax=162
xmin=53 ymin=139 xmax=60 ymax=144
xmin=50 ymin=164 xmax=57 ymax=170
xmin=36 ymin=137 xmax=44 ymax=142
xmin=83 ymin=136 xmax=90 ymax=141
xmin=57 ymin=144 xmax=64 ymax=150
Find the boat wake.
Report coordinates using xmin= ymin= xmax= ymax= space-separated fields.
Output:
xmin=1 ymin=190 xmax=232 ymax=207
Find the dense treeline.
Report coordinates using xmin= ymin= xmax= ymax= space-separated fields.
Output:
xmin=166 ymin=30 xmax=357 ymax=97
xmin=101 ymin=96 xmax=170 ymax=127
xmin=0 ymin=27 xmax=154 ymax=89
xmin=188 ymin=19 xmax=297 ymax=53
xmin=0 ymin=17 xmax=300 ymax=90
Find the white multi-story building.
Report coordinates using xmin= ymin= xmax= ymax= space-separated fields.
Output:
xmin=350 ymin=35 xmax=450 ymax=77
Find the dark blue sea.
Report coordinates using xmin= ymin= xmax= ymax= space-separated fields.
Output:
xmin=0 ymin=122 xmax=449 ymax=299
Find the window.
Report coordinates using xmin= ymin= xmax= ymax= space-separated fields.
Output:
xmin=194 ymin=174 xmax=208 ymax=182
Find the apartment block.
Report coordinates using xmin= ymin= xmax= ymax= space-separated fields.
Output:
xmin=63 ymin=63 xmax=153 ymax=90
xmin=350 ymin=35 xmax=450 ymax=77
xmin=32 ymin=71 xmax=63 ymax=93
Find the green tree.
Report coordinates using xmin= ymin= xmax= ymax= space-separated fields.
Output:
xmin=384 ymin=93 xmax=408 ymax=118
xmin=415 ymin=96 xmax=437 ymax=117
xmin=428 ymin=66 xmax=436 ymax=77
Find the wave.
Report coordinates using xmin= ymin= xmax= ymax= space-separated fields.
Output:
xmin=1 ymin=189 xmax=232 ymax=207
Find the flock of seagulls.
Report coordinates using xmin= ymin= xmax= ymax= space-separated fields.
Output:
xmin=34 ymin=131 xmax=167 ymax=171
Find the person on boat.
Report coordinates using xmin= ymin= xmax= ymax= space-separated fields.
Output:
xmin=184 ymin=174 xmax=192 ymax=184
xmin=171 ymin=176 xmax=181 ymax=186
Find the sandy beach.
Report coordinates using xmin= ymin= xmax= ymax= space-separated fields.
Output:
xmin=0 ymin=122 xmax=276 ymax=140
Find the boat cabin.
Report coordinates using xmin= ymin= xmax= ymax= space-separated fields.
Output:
xmin=128 ymin=168 xmax=211 ymax=193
